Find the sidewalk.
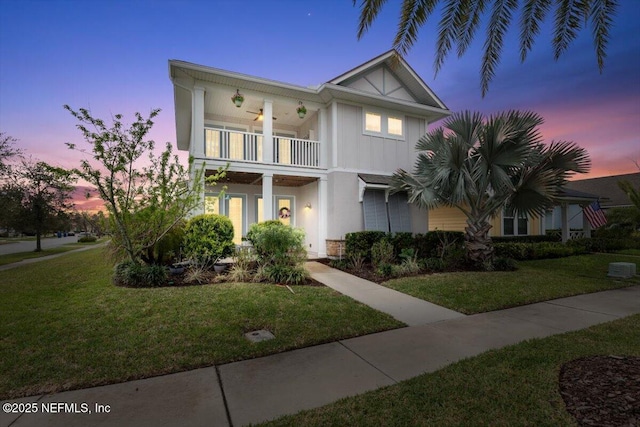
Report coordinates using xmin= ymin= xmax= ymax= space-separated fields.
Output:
xmin=2 ymin=274 xmax=639 ymax=427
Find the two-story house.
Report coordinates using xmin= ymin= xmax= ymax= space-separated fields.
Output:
xmin=169 ymin=51 xmax=450 ymax=257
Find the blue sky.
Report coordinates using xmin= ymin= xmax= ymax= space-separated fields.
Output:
xmin=1 ymin=0 xmax=639 ymax=193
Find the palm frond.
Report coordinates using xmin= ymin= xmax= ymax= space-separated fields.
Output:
xmin=416 ymin=126 xmax=446 ymax=152
xmin=391 ymin=169 xmax=442 ymax=209
xmin=481 ymin=0 xmax=518 ymax=96
xmin=456 ymin=0 xmax=488 ymax=58
xmin=394 ymin=0 xmax=439 ymax=56
xmin=443 ymin=110 xmax=484 ymax=147
xmin=354 ymin=0 xmax=390 ymax=39
xmin=543 ymin=140 xmax=592 ymax=177
xmin=435 ymin=0 xmax=472 ymax=75
xmin=553 ymin=0 xmax=586 ymax=61
xmin=519 ymin=0 xmax=552 ymax=62
xmin=589 ymin=0 xmax=618 ymax=72
xmin=508 ymin=166 xmax=561 ymax=217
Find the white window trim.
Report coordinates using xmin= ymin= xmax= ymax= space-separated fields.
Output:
xmin=205 ymin=192 xmax=247 ymax=238
xmin=501 ymin=211 xmax=530 ymax=236
xmin=362 ymin=107 xmax=405 ymax=141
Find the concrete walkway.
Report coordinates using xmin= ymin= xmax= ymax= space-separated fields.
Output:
xmin=2 ymin=281 xmax=639 ymax=426
xmin=307 ymin=261 xmax=464 ymax=325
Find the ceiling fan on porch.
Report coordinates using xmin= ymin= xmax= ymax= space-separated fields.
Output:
xmin=246 ymin=109 xmax=277 ymax=121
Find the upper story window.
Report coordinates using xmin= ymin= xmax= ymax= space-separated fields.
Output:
xmin=363 ymin=109 xmax=404 ymax=140
xmin=365 ymin=112 xmax=382 ymax=133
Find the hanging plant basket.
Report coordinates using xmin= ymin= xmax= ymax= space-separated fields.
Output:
xmin=296 ymin=102 xmax=307 ymax=118
xmin=231 ymin=90 xmax=244 ymax=108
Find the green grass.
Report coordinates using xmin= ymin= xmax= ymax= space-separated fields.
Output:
xmin=0 ymin=249 xmax=402 ymax=399
xmin=263 ymin=314 xmax=640 ymax=427
xmin=0 ymin=240 xmax=104 ymax=266
xmin=614 ymin=249 xmax=640 ymax=256
xmin=382 ymin=254 xmax=640 ymax=314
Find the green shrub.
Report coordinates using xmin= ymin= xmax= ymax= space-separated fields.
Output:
xmin=389 ymin=232 xmax=415 ymax=257
xmin=423 ymin=257 xmax=445 ymax=272
xmin=349 ymin=253 xmax=366 ymax=271
xmin=413 ymin=231 xmax=464 ymax=259
xmin=494 ymin=241 xmax=583 ymax=260
xmin=397 ymin=257 xmax=421 ymax=275
xmin=494 ymin=242 xmax=531 ymax=260
xmin=113 ymin=261 xmax=167 ymax=287
xmin=533 ymin=242 xmax=574 ymax=258
xmin=246 ymin=221 xmax=309 ymax=285
xmin=78 ymin=235 xmax=97 ymax=243
xmin=377 ymin=263 xmax=394 ymax=278
xmin=263 ymin=263 xmax=309 ymax=285
xmin=493 ymin=257 xmax=518 ymax=271
xmin=371 ymin=239 xmax=395 ymax=268
xmin=228 ymin=246 xmax=254 ymax=282
xmin=148 ymin=221 xmax=185 ymax=265
xmin=345 ymin=231 xmax=387 ymax=261
xmin=568 ymin=237 xmax=640 ymax=253
xmin=183 ymin=214 xmax=235 ymax=266
xmin=329 ymin=258 xmax=348 ymax=270
xmin=493 ymin=234 xmax=560 ymax=243
xmin=398 ymin=248 xmax=416 ymax=261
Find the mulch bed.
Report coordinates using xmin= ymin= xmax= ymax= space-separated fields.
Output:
xmin=164 ymin=271 xmax=325 ymax=287
xmin=559 ymin=355 xmax=640 ymax=427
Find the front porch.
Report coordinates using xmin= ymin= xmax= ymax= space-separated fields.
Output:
xmin=203 ymin=170 xmax=328 ymax=257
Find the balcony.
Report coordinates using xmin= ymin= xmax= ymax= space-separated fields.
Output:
xmin=205 ymin=128 xmax=321 ymax=168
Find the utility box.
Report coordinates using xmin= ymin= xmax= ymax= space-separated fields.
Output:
xmin=608 ymin=262 xmax=637 ymax=279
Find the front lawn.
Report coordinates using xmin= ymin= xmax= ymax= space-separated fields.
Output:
xmin=0 ymin=249 xmax=402 ymax=399
xmin=263 ymin=314 xmax=640 ymax=426
xmin=0 ymin=239 xmax=104 ymax=266
xmin=382 ymin=254 xmax=640 ymax=314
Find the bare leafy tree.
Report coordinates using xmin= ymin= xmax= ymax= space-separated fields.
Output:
xmin=0 ymin=132 xmax=22 ymax=176
xmin=354 ymin=0 xmax=618 ymax=95
xmin=65 ymin=105 xmax=225 ymax=264
xmin=1 ymin=159 xmax=76 ymax=251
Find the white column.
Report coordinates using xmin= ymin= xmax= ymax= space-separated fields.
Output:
xmin=330 ymin=101 xmax=338 ymax=168
xmin=263 ymin=99 xmax=273 ymax=164
xmin=317 ymin=177 xmax=328 ymax=257
xmin=263 ymin=173 xmax=273 ymax=221
xmin=193 ymin=86 xmax=205 ymax=159
xmin=561 ymin=202 xmax=569 ymax=243
xmin=190 ymin=159 xmax=205 ymax=216
xmin=318 ymin=107 xmax=328 ymax=169
xmin=583 ymin=208 xmax=592 ymax=238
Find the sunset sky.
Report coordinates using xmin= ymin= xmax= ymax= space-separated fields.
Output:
xmin=1 ymin=0 xmax=639 ymax=211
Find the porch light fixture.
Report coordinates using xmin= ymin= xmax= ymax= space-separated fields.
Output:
xmin=305 ymin=202 xmax=312 ymax=209
xmin=231 ymin=89 xmax=244 ymax=108
xmin=296 ymin=101 xmax=307 ymax=118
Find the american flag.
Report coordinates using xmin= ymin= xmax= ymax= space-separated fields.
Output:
xmin=584 ymin=201 xmax=607 ymax=229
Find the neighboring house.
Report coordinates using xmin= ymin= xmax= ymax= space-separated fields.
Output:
xmin=546 ymin=172 xmax=640 ymax=230
xmin=169 ymin=51 xmax=450 ymax=256
xmin=428 ymin=186 xmax=603 ymax=241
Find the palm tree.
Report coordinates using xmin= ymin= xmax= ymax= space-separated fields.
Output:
xmin=391 ymin=110 xmax=590 ymax=267
xmin=354 ymin=0 xmax=618 ymax=96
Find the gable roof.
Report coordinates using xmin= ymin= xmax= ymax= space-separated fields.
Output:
xmin=329 ymin=50 xmax=448 ymax=110
xmin=565 ymin=172 xmax=639 ymax=208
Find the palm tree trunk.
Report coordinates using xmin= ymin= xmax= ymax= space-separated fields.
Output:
xmin=464 ymin=220 xmax=493 ymax=268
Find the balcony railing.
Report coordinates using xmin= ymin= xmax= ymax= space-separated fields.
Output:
xmin=205 ymin=128 xmax=320 ymax=168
